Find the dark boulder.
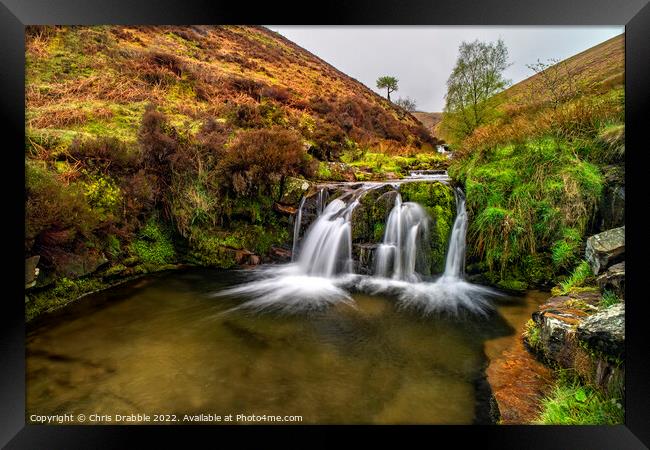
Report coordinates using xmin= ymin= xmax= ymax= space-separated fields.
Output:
xmin=596 ymin=165 xmax=625 ymax=232
xmin=585 ymin=226 xmax=625 ymax=275
xmin=596 ymin=261 xmax=625 ymax=300
xmin=576 ymin=303 xmax=625 ymax=359
xmin=51 ymin=248 xmax=109 ymax=279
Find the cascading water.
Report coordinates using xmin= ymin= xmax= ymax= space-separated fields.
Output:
xmin=443 ymin=188 xmax=467 ymax=279
xmin=291 ymin=196 xmax=306 ymax=262
xmin=215 ymin=178 xmax=499 ymax=315
xmin=297 ymin=197 xmax=355 ymax=277
xmin=316 ymin=188 xmax=328 ymax=215
xmin=374 ymin=194 xmax=430 ymax=282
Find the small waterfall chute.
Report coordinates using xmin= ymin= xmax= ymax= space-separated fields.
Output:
xmin=297 ymin=198 xmax=355 ymax=277
xmin=442 ymin=188 xmax=468 ymax=279
xmin=291 ymin=196 xmax=306 ymax=262
xmin=374 ymin=193 xmax=430 ymax=282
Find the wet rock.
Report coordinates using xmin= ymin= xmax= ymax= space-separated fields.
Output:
xmin=234 ymin=249 xmax=254 ymax=265
xmin=25 ymin=255 xmax=40 ymax=289
xmin=596 ymin=165 xmax=625 ymax=232
xmin=375 ymin=190 xmax=399 ymax=221
xmin=576 ymin=303 xmax=625 ymax=359
xmin=273 ymin=203 xmax=297 ymax=215
xmin=526 ymin=292 xmax=624 ymax=395
xmin=351 ymin=185 xmax=396 ymax=243
xmin=269 ymin=246 xmax=291 ymax=262
xmin=596 ymin=261 xmax=625 ymax=300
xmin=351 ymin=203 xmax=371 ymax=242
xmin=53 ymin=248 xmax=109 ymax=279
xmin=353 ymin=243 xmax=378 ymax=274
xmin=279 ymin=176 xmax=311 ymax=205
xmin=486 ymin=338 xmax=553 ymax=424
xmin=585 ymin=226 xmax=625 ymax=275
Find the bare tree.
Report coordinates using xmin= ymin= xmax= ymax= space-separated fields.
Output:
xmin=525 ymin=58 xmax=589 ymax=110
xmin=395 ymin=97 xmax=417 ymax=112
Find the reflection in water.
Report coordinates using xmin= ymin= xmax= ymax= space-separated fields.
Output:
xmin=25 ymin=269 xmax=529 ymax=424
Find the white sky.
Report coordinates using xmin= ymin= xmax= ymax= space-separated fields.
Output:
xmin=267 ymin=26 xmax=624 ymax=112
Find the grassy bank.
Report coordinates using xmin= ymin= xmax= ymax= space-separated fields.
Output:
xmin=448 ymin=82 xmax=624 ymax=289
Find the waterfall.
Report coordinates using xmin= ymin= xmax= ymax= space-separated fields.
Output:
xmin=215 ymin=181 xmax=498 ymax=315
xmin=374 ymin=193 xmax=430 ymax=282
xmin=291 ymin=197 xmax=306 ymax=262
xmin=316 ymin=188 xmax=328 ymax=215
xmin=297 ymin=196 xmax=358 ymax=277
xmin=443 ymin=189 xmax=468 ymax=279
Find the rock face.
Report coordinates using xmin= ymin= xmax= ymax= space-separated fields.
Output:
xmin=597 ymin=261 xmax=625 ymax=300
xmin=596 ymin=165 xmax=625 ymax=231
xmin=585 ymin=226 xmax=625 ymax=275
xmin=53 ymin=249 xmax=109 ymax=279
xmin=526 ymin=291 xmax=624 ymax=395
xmin=352 ymin=243 xmax=378 ymax=274
xmin=576 ymin=303 xmax=625 ymax=359
xmin=278 ymin=176 xmax=312 ymax=206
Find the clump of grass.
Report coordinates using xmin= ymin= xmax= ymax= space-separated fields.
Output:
xmin=522 ymin=319 xmax=541 ymax=351
xmin=551 ymin=227 xmax=581 ymax=270
xmin=553 ymin=260 xmax=594 ymax=296
xmin=600 ymin=289 xmax=621 ymax=308
xmin=451 ymin=136 xmax=603 ymax=285
xmin=535 ymin=371 xmax=624 ymax=425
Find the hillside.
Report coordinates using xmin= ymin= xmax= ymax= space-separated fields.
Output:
xmin=495 ymin=34 xmax=624 ymax=112
xmin=412 ymin=111 xmax=443 ymax=140
xmin=26 ymin=26 xmax=435 ymax=160
xmin=25 ymin=25 xmax=444 ymax=319
xmin=448 ymin=34 xmax=625 ymax=292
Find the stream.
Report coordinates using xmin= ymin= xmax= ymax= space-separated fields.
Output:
xmin=26 ymin=175 xmax=544 ymax=424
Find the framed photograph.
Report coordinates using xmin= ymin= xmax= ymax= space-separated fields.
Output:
xmin=3 ymin=0 xmax=649 ymax=447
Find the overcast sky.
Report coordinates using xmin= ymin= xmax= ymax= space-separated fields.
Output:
xmin=267 ymin=26 xmax=623 ymax=112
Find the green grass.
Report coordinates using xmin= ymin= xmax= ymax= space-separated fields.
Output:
xmin=555 ymin=260 xmax=594 ymax=296
xmin=26 ymin=276 xmax=106 ymax=321
xmin=131 ymin=216 xmax=177 ymax=265
xmin=600 ymin=289 xmax=621 ymax=308
xmin=535 ymin=371 xmax=624 ymax=425
xmin=342 ymin=151 xmax=448 ymax=178
xmin=522 ymin=319 xmax=541 ymax=350
xmin=450 ymin=136 xmax=604 ymax=286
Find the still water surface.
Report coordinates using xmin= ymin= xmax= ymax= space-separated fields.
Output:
xmin=27 ymin=269 xmax=541 ymax=424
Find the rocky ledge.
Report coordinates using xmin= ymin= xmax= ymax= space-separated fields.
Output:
xmin=524 ymin=290 xmax=624 ymax=396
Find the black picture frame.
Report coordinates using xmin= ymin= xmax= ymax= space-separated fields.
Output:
xmin=2 ymin=0 xmax=648 ymax=447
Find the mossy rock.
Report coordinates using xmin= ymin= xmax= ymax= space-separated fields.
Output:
xmin=496 ymin=279 xmax=528 ymax=295
xmin=399 ymin=181 xmax=456 ymax=273
xmin=351 ymin=185 xmax=397 ymax=243
xmin=279 ymin=176 xmax=312 ymax=205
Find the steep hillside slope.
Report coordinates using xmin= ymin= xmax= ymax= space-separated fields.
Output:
xmin=26 ymin=25 xmax=434 ymax=160
xmin=495 ymin=34 xmax=624 ymax=110
xmin=412 ymin=111 xmax=443 ymax=140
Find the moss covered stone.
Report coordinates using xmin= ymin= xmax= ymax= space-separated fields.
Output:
xmin=399 ymin=181 xmax=456 ymax=273
xmin=351 ymin=185 xmax=396 ymax=243
xmin=278 ymin=176 xmax=312 ymax=206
